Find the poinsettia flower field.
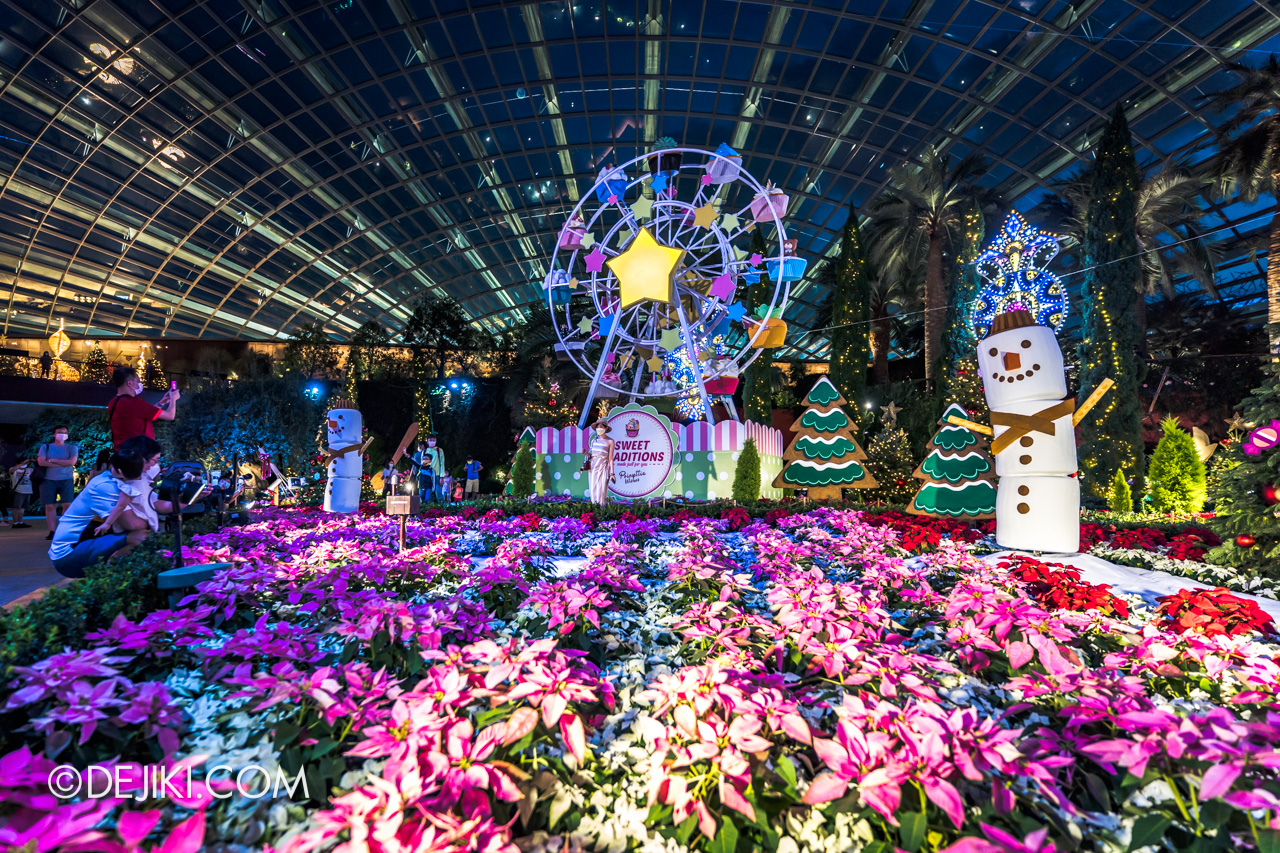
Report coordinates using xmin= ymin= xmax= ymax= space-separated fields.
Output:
xmin=2 ymin=504 xmax=1279 ymax=853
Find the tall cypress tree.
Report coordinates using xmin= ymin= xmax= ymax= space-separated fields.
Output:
xmin=941 ymin=201 xmax=984 ymax=374
xmin=1077 ymin=107 xmax=1145 ymax=499
xmin=829 ymin=205 xmax=871 ymax=405
xmin=743 ymin=228 xmax=774 ymax=424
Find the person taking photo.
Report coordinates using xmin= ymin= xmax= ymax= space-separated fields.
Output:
xmin=108 ymin=366 xmax=178 ymax=449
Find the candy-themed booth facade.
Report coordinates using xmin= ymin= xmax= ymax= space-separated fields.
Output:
xmin=535 ymin=415 xmax=785 ymax=501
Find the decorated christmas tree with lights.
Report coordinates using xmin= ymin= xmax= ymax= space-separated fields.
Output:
xmin=517 ymin=357 xmax=576 ymax=429
xmin=772 ymin=375 xmax=877 ymax=500
xmin=864 ymin=404 xmax=918 ymax=505
xmin=907 ymin=402 xmax=997 ymax=519
xmin=82 ymin=346 xmax=111 ymax=385
xmin=1207 ymin=362 xmax=1280 ymax=569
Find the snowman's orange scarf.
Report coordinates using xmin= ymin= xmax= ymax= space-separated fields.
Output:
xmin=990 ymin=398 xmax=1076 ymax=455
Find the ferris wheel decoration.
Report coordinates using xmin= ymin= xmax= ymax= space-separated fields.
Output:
xmin=546 ymin=144 xmax=803 ymax=428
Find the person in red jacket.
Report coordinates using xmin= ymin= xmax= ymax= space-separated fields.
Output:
xmin=108 ymin=366 xmax=179 ymax=449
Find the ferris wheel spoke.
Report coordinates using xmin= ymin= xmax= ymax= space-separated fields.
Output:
xmin=554 ymin=146 xmax=789 ymax=423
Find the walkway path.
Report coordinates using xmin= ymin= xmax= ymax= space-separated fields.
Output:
xmin=0 ymin=523 xmax=68 ymax=609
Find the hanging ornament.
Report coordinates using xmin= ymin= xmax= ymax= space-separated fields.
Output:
xmin=1236 ymin=534 xmax=1256 ymax=548
xmin=1243 ymin=420 xmax=1280 ymax=456
xmin=48 ymin=318 xmax=71 ymax=360
xmin=1261 ymin=482 xmax=1279 ymax=506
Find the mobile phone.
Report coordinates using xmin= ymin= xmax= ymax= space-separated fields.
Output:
xmin=170 ymin=380 xmax=177 ymax=390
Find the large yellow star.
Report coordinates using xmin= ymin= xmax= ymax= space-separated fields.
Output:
xmin=607 ymin=227 xmax=685 ymax=308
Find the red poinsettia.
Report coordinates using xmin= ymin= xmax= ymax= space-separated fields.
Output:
xmin=1155 ymin=587 xmax=1275 ymax=637
xmin=997 ymin=555 xmax=1129 ymax=619
xmin=719 ymin=507 xmax=752 ymax=531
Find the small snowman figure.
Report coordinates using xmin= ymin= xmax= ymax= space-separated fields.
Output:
xmin=322 ymin=398 xmax=371 ymax=513
xmin=963 ymin=307 xmax=1110 ymax=553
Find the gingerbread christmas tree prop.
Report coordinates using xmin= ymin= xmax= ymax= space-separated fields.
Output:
xmin=908 ymin=402 xmax=997 ymax=519
xmin=773 ymin=375 xmax=877 ymax=500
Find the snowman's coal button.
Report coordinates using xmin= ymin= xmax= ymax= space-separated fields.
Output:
xmin=1017 ymin=502 xmax=1030 ymax=514
xmin=1020 ymin=436 xmax=1034 ymax=447
xmin=1019 ymin=454 xmax=1032 ymax=464
xmin=1017 ymin=485 xmax=1030 ymax=496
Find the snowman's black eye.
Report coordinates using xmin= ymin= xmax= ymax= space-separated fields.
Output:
xmin=1021 ymin=340 xmax=1031 ymax=348
xmin=988 ymin=347 xmax=998 ymax=357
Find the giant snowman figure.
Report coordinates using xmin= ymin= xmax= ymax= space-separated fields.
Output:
xmin=976 ymin=308 xmax=1083 ymax=553
xmin=323 ymin=400 xmax=365 ymax=513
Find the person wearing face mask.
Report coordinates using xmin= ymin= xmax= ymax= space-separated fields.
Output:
xmin=48 ymin=436 xmax=197 ymax=578
xmin=412 ymin=435 xmax=446 ymax=503
xmin=108 ymin=366 xmax=179 ymax=450
xmin=37 ymin=425 xmax=78 ymax=540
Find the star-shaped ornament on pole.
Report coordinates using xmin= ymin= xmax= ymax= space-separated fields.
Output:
xmin=692 ymin=204 xmax=718 ymax=228
xmin=880 ymin=401 xmax=902 ymax=424
xmin=658 ymin=327 xmax=683 ymax=352
xmin=1225 ymin=412 xmax=1247 ymax=433
xmin=630 ymin=195 xmax=654 ymax=221
xmin=584 ymin=247 xmax=607 ymax=273
xmin=708 ymin=274 xmax=735 ymax=300
xmin=607 ymin=227 xmax=685 ymax=309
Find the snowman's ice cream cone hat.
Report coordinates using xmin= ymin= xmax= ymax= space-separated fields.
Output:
xmin=985 ymin=307 xmax=1036 ymax=337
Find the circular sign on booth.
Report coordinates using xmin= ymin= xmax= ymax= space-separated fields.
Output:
xmin=604 ymin=404 xmax=678 ymax=500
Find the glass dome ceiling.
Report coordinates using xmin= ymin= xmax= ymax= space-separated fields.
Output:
xmin=1 ymin=0 xmax=1277 ymax=358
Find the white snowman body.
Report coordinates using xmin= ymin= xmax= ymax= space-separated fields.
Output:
xmin=994 ymin=476 xmax=1080 ymax=553
xmin=978 ymin=311 xmax=1080 ymax=554
xmin=324 ymin=407 xmax=363 ymax=513
xmin=989 ymin=399 xmax=1077 ymax=477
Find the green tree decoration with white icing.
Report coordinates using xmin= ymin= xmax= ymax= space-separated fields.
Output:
xmin=772 ymin=376 xmax=877 ymax=500
xmin=907 ymin=402 xmax=997 ymax=519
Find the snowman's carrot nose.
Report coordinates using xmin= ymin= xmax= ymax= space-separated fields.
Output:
xmin=1002 ymin=352 xmax=1022 ymax=370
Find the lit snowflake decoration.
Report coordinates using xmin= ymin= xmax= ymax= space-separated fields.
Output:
xmin=970 ymin=212 xmax=1067 ymax=338
xmin=664 ymin=333 xmax=729 ymax=421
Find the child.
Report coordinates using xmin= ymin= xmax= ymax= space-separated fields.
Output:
xmin=464 ymin=456 xmax=483 ymax=499
xmin=453 ymin=482 xmax=465 ymax=502
xmin=440 ymin=471 xmax=454 ymax=505
xmin=95 ymin=452 xmax=158 ymax=536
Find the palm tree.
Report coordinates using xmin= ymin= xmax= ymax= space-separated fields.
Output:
xmin=1038 ymin=163 xmax=1217 ymax=345
xmin=868 ymin=272 xmax=918 ymax=386
xmin=812 ymin=240 xmax=915 ymax=386
xmin=868 ymin=147 xmax=994 ymax=384
xmin=1203 ymin=56 xmax=1280 ymax=343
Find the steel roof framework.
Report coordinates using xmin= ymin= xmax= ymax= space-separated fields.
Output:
xmin=0 ymin=0 xmax=1276 ymax=359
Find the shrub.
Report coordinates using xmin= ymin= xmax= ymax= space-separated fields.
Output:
xmin=1109 ymin=468 xmax=1133 ymax=514
xmin=1147 ymin=416 xmax=1207 ymax=514
xmin=0 ymin=533 xmax=192 ymax=682
xmin=732 ymin=438 xmax=761 ymax=502
xmin=511 ymin=442 xmax=535 ymax=497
